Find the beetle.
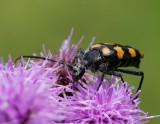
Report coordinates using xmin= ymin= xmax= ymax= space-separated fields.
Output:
xmin=15 ymin=43 xmax=144 ymax=97
xmin=72 ymin=43 xmax=144 ymax=93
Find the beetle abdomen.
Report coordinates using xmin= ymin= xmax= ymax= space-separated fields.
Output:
xmin=90 ymin=43 xmax=143 ymax=68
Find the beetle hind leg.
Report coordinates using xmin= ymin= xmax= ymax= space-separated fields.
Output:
xmin=115 ymin=69 xmax=144 ymax=99
xmin=115 ymin=69 xmax=144 ymax=92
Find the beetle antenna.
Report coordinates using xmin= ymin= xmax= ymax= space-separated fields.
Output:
xmin=15 ymin=55 xmax=73 ymax=68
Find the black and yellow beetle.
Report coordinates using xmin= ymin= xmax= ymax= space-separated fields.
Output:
xmin=72 ymin=43 xmax=144 ymax=93
xmin=15 ymin=43 xmax=144 ymax=97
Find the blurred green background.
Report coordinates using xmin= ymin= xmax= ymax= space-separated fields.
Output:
xmin=0 ymin=0 xmax=159 ymax=123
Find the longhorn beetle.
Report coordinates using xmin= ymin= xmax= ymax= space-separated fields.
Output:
xmin=15 ymin=43 xmax=144 ymax=98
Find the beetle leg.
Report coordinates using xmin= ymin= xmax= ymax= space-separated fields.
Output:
xmin=97 ymin=64 xmax=125 ymax=90
xmin=115 ymin=69 xmax=144 ymax=93
xmin=97 ymin=72 xmax=105 ymax=91
xmin=106 ymin=71 xmax=124 ymax=83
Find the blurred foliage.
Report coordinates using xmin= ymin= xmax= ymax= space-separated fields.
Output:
xmin=0 ymin=0 xmax=160 ymax=123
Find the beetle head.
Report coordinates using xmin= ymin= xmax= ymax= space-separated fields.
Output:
xmin=72 ymin=63 xmax=85 ymax=81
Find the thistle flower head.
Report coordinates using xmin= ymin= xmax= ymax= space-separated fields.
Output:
xmin=51 ymin=76 xmax=150 ymax=124
xmin=0 ymin=59 xmax=63 ymax=124
xmin=0 ymin=31 xmax=159 ymax=124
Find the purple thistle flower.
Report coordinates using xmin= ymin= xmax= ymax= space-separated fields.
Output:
xmin=0 ymin=59 xmax=66 ymax=124
xmin=0 ymin=30 xmax=159 ymax=124
xmin=59 ymin=76 xmax=149 ymax=124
